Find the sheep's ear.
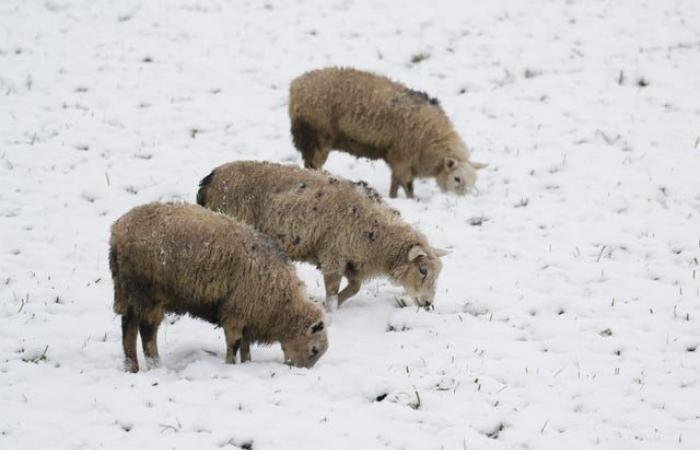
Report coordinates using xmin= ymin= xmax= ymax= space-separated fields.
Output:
xmin=444 ymin=157 xmax=457 ymax=169
xmin=470 ymin=161 xmax=488 ymax=170
xmin=433 ymin=247 xmax=451 ymax=257
xmin=408 ymin=245 xmax=427 ymax=261
xmin=309 ymin=320 xmax=325 ymax=335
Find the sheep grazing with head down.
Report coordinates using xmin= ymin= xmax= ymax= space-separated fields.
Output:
xmin=109 ymin=202 xmax=328 ymax=372
xmin=197 ymin=161 xmax=448 ymax=311
xmin=288 ymin=67 xmax=487 ymax=199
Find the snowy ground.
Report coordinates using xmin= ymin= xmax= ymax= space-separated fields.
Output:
xmin=1 ymin=0 xmax=699 ymax=448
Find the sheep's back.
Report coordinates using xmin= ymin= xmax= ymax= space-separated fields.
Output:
xmin=110 ymin=202 xmax=290 ymax=322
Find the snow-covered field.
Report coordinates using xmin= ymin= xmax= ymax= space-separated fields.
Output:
xmin=1 ymin=0 xmax=699 ymax=448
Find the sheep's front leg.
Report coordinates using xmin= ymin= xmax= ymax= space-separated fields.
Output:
xmin=389 ymin=174 xmax=400 ymax=198
xmin=223 ymin=322 xmax=244 ymax=364
xmin=389 ymin=166 xmax=413 ymax=198
xmin=323 ymin=273 xmax=342 ymax=312
xmin=403 ymin=179 xmax=415 ymax=198
xmin=338 ymin=277 xmax=362 ymax=307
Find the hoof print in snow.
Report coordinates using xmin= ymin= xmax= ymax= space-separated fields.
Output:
xmin=686 ymin=345 xmax=697 ymax=353
xmin=468 ymin=216 xmax=489 ymax=226
xmin=523 ymin=68 xmax=541 ymax=79
xmin=410 ymin=52 xmax=430 ymax=64
xmin=514 ymin=198 xmax=529 ymax=208
xmin=386 ymin=323 xmax=410 ymax=332
xmin=21 ymin=345 xmax=49 ymax=364
xmin=599 ymin=328 xmax=613 ymax=337
xmin=221 ymin=439 xmax=253 ymax=449
xmin=485 ymin=422 xmax=505 ymax=439
xmin=435 ymin=377 xmax=457 ymax=391
xmin=637 ymin=77 xmax=649 ymax=87
xmin=387 ymin=389 xmax=421 ymax=409
xmin=375 ymin=393 xmax=388 ymax=402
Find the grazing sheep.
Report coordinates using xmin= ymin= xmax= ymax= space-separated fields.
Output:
xmin=288 ymin=67 xmax=487 ymax=198
xmin=197 ymin=161 xmax=447 ymax=311
xmin=109 ymin=202 xmax=328 ymax=373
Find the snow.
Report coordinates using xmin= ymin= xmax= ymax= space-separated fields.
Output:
xmin=1 ymin=0 xmax=699 ymax=448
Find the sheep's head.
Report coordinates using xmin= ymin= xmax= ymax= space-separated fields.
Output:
xmin=281 ymin=319 xmax=328 ymax=368
xmin=393 ymin=245 xmax=447 ymax=307
xmin=436 ymin=157 xmax=487 ymax=196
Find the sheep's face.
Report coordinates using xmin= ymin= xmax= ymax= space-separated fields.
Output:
xmin=394 ymin=245 xmax=447 ymax=307
xmin=436 ymin=157 xmax=475 ymax=195
xmin=281 ymin=320 xmax=328 ymax=368
xmin=436 ymin=157 xmax=486 ymax=196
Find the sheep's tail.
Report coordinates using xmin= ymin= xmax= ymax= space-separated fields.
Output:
xmin=109 ymin=246 xmax=128 ymax=315
xmin=196 ymin=170 xmax=216 ymax=206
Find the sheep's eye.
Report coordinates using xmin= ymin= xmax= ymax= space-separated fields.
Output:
xmin=454 ymin=177 xmax=462 ymax=183
xmin=310 ymin=347 xmax=319 ymax=357
xmin=419 ymin=266 xmax=428 ymax=276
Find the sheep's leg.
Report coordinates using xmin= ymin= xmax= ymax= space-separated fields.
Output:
xmin=240 ymin=328 xmax=251 ymax=363
xmin=139 ymin=308 xmax=163 ymax=369
xmin=323 ymin=273 xmax=342 ymax=312
xmin=223 ymin=322 xmax=244 ymax=364
xmin=390 ymin=166 xmax=413 ymax=198
xmin=338 ymin=277 xmax=362 ymax=306
xmin=404 ymin=179 xmax=415 ymax=198
xmin=121 ymin=307 xmax=139 ymax=373
xmin=389 ymin=174 xmax=400 ymax=198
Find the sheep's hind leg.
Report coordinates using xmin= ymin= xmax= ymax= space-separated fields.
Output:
xmin=139 ymin=308 xmax=164 ymax=369
xmin=121 ymin=307 xmax=140 ymax=373
xmin=223 ymin=321 xmax=244 ymax=364
xmin=240 ymin=329 xmax=251 ymax=363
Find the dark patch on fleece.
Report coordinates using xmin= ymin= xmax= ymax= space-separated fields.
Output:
xmin=405 ymin=87 xmax=440 ymax=106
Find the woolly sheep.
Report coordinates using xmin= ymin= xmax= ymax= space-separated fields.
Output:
xmin=197 ymin=161 xmax=447 ymax=311
xmin=109 ymin=202 xmax=328 ymax=372
xmin=288 ymin=67 xmax=487 ymax=198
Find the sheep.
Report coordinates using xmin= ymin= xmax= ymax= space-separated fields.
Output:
xmin=288 ymin=67 xmax=487 ymax=198
xmin=109 ymin=202 xmax=328 ymax=373
xmin=197 ymin=161 xmax=448 ymax=311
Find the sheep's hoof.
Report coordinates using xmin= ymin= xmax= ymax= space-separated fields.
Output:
xmin=124 ymin=359 xmax=139 ymax=373
xmin=144 ymin=357 xmax=160 ymax=370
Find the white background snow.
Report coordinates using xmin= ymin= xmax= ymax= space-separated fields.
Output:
xmin=1 ymin=0 xmax=699 ymax=448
